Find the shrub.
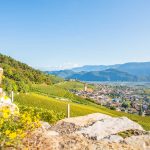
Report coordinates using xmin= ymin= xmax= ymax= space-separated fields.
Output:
xmin=18 ymin=105 xmax=65 ymax=124
xmin=0 ymin=106 xmax=41 ymax=149
xmin=110 ymin=106 xmax=116 ymax=110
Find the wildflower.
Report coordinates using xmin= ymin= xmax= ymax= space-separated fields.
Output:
xmin=3 ymin=112 xmax=9 ymax=119
xmin=5 ymin=130 xmax=11 ymax=135
xmin=9 ymin=132 xmax=17 ymax=139
xmin=5 ymin=141 xmax=11 ymax=146
xmin=0 ymin=119 xmax=4 ymax=125
xmin=20 ymin=133 xmax=26 ymax=138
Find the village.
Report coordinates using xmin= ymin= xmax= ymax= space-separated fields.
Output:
xmin=71 ymin=83 xmax=150 ymax=116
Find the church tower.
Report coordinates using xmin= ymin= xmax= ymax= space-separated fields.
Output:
xmin=84 ymin=83 xmax=87 ymax=92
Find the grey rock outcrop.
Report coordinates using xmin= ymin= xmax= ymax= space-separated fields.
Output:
xmin=51 ymin=113 xmax=111 ymax=134
xmin=77 ymin=116 xmax=143 ymax=140
xmin=40 ymin=121 xmax=51 ymax=131
xmin=22 ymin=113 xmax=150 ymax=150
xmin=124 ymin=134 xmax=150 ymax=150
xmin=103 ymin=135 xmax=124 ymax=143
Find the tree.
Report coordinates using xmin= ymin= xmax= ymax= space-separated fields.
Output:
xmin=110 ymin=106 xmax=116 ymax=110
xmin=122 ymin=101 xmax=130 ymax=108
xmin=139 ymin=105 xmax=143 ymax=116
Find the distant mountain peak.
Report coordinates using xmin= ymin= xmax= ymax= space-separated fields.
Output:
xmin=48 ymin=62 xmax=150 ymax=82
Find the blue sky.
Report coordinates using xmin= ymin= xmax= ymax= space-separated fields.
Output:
xmin=0 ymin=0 xmax=150 ymax=70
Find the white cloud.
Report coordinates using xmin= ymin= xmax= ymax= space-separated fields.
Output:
xmin=38 ymin=62 xmax=81 ymax=71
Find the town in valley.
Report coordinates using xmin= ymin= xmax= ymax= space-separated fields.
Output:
xmin=71 ymin=81 xmax=150 ymax=116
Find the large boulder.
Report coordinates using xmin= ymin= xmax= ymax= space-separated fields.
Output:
xmin=51 ymin=113 xmax=111 ymax=134
xmin=77 ymin=117 xmax=144 ymax=140
xmin=22 ymin=131 xmax=136 ymax=150
xmin=102 ymin=135 xmax=124 ymax=143
xmin=40 ymin=121 xmax=51 ymax=131
xmin=124 ymin=134 xmax=150 ymax=150
xmin=21 ymin=113 xmax=150 ymax=150
xmin=55 ymin=113 xmax=111 ymax=127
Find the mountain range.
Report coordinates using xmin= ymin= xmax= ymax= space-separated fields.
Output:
xmin=47 ymin=62 xmax=150 ymax=81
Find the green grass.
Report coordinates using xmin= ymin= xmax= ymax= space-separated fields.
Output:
xmin=14 ymin=93 xmax=114 ymax=117
xmin=118 ymin=130 xmax=136 ymax=138
xmin=14 ymin=93 xmax=150 ymax=130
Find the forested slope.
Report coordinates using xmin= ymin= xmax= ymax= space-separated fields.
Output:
xmin=0 ymin=53 xmax=63 ymax=92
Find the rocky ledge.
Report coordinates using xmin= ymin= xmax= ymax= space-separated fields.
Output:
xmin=23 ymin=113 xmax=150 ymax=150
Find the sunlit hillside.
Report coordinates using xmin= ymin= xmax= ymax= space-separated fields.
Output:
xmin=15 ymin=93 xmax=150 ymax=131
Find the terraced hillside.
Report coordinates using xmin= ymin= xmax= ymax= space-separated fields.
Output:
xmin=14 ymin=93 xmax=150 ymax=130
xmin=14 ymin=93 xmax=113 ymax=117
xmin=31 ymin=84 xmax=93 ymax=104
xmin=56 ymin=81 xmax=95 ymax=91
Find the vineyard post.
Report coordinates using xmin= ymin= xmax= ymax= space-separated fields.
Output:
xmin=67 ymin=104 xmax=70 ymax=118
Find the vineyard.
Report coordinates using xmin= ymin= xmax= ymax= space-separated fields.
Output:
xmin=56 ymin=81 xmax=95 ymax=91
xmin=31 ymin=84 xmax=74 ymax=100
xmin=14 ymin=93 xmax=114 ymax=117
xmin=31 ymin=84 xmax=92 ymax=104
xmin=14 ymin=93 xmax=150 ymax=130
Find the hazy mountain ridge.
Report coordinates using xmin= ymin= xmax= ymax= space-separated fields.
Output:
xmin=48 ymin=62 xmax=150 ymax=81
xmin=72 ymin=64 xmax=121 ymax=72
xmin=46 ymin=70 xmax=75 ymax=78
xmin=66 ymin=69 xmax=138 ymax=81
